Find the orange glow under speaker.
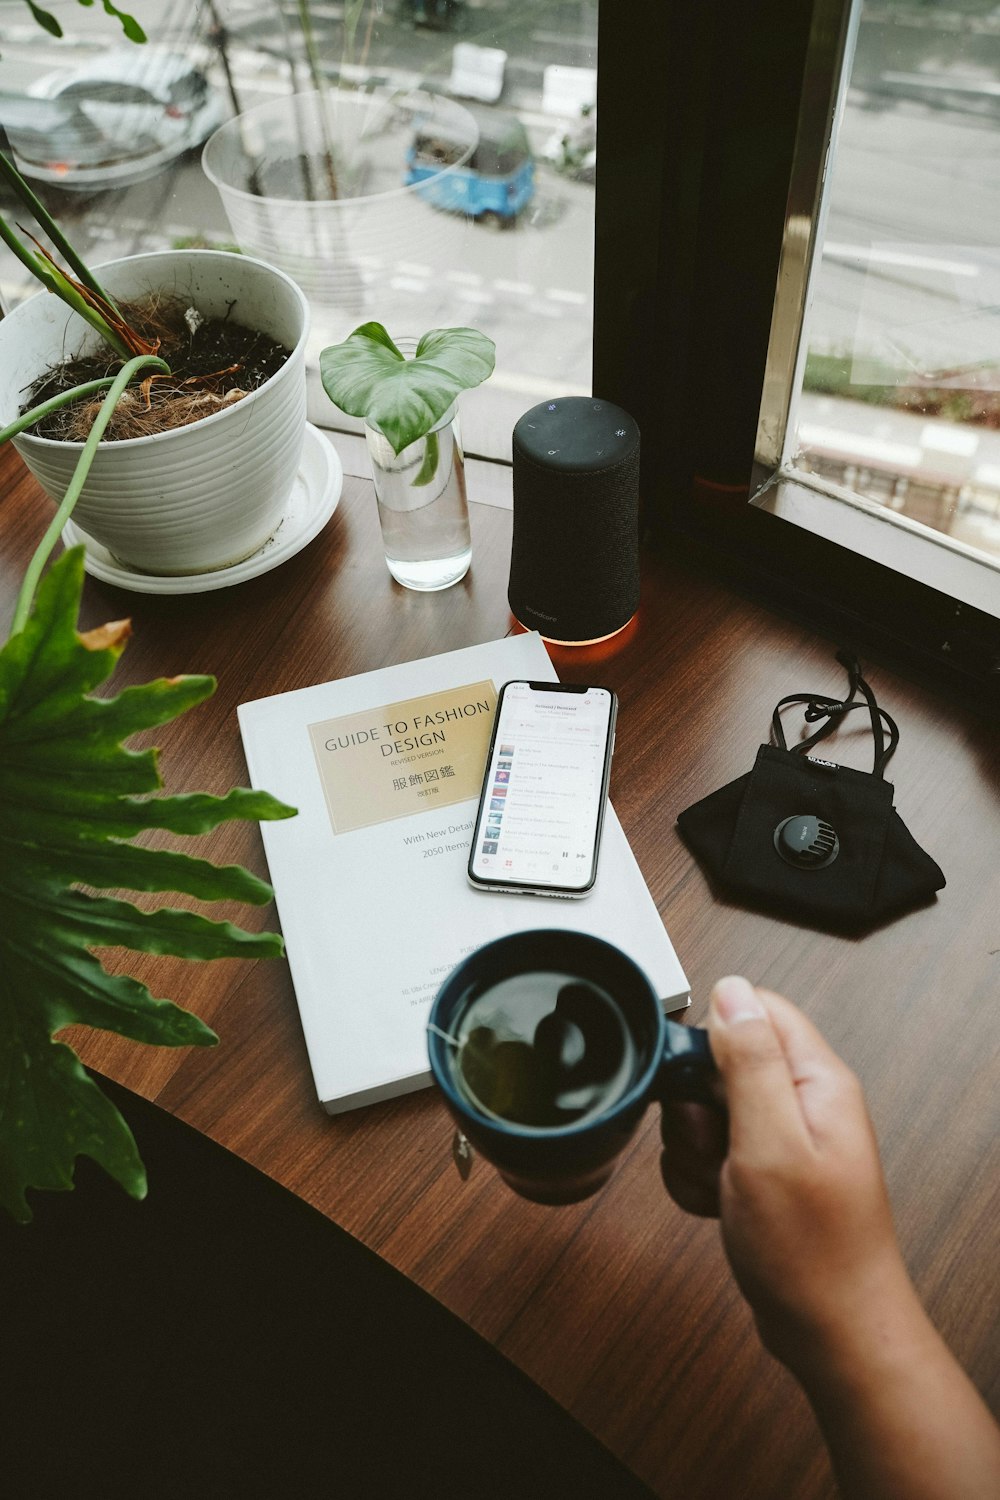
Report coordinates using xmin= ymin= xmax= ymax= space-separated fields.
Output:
xmin=508 ymin=397 xmax=640 ymax=646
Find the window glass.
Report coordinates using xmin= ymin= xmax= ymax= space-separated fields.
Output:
xmin=0 ymin=0 xmax=598 ymax=464
xmin=791 ymin=0 xmax=1000 ymax=569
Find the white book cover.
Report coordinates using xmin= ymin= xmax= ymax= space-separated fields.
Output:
xmin=238 ymin=631 xmax=689 ymax=1113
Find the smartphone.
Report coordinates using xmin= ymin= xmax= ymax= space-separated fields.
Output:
xmin=467 ymin=680 xmax=617 ymax=898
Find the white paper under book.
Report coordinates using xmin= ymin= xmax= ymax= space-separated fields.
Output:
xmin=238 ymin=631 xmax=689 ymax=1113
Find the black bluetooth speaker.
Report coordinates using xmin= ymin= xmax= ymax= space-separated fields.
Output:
xmin=508 ymin=397 xmax=640 ymax=644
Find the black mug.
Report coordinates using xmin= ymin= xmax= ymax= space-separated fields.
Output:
xmin=427 ymin=930 xmax=718 ymax=1204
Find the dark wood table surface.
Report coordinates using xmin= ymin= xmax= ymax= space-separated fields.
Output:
xmin=3 ymin=439 xmax=997 ymax=1499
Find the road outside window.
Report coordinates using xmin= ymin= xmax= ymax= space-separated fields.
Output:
xmin=0 ymin=0 xmax=598 ymax=465
xmin=794 ymin=1 xmax=1000 ymax=572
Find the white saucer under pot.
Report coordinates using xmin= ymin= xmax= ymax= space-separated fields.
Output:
xmin=0 ymin=250 xmax=309 ymax=576
xmin=62 ymin=423 xmax=342 ymax=594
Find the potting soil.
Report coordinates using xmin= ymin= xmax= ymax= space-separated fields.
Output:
xmin=21 ymin=295 xmax=291 ymax=443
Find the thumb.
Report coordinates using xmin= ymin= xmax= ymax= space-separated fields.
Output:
xmin=708 ymin=976 xmax=809 ymax=1160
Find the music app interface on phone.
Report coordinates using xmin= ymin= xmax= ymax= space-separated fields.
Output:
xmin=471 ymin=684 xmax=613 ymax=890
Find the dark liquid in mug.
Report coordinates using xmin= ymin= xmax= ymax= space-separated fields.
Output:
xmin=452 ymin=971 xmax=638 ymax=1128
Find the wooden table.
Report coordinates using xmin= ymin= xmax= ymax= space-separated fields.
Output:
xmin=3 ymin=440 xmax=997 ymax=1499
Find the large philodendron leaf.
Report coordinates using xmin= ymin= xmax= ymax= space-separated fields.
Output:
xmin=0 ymin=548 xmax=296 ymax=1222
xmin=319 ymin=322 xmax=496 ymax=455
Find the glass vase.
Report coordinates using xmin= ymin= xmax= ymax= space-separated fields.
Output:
xmin=365 ymin=401 xmax=472 ymax=592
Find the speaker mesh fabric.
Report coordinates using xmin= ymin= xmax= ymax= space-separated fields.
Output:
xmin=509 ymin=398 xmax=640 ymax=643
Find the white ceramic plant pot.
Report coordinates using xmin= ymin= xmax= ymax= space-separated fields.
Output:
xmin=0 ymin=250 xmax=309 ymax=575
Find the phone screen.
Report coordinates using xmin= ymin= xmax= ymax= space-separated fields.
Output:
xmin=467 ymin=681 xmax=617 ymax=895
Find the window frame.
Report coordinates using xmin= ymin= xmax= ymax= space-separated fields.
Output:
xmin=594 ymin=0 xmax=1000 ymax=708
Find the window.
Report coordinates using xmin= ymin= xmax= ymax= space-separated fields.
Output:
xmin=593 ymin=0 xmax=1000 ymax=696
xmin=753 ymin=0 xmax=1000 ymax=617
xmin=3 ymin=0 xmax=997 ymax=689
xmin=0 ymin=0 xmax=598 ymax=465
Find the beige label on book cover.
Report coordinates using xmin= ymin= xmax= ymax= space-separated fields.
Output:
xmin=309 ymin=680 xmax=497 ymax=834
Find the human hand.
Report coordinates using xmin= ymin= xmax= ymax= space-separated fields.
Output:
xmin=660 ymin=977 xmax=910 ymax=1380
xmin=663 ymin=978 xmax=1000 ymax=1497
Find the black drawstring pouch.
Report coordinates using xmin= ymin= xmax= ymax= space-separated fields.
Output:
xmin=676 ymin=652 xmax=945 ymax=932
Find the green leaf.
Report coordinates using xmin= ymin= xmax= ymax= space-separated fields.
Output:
xmin=11 ymin=839 xmax=276 ymax=906
xmin=24 ymin=1 xmax=62 ymax=37
xmin=64 ymin=0 xmax=147 ymax=43
xmin=16 ymin=0 xmax=144 ymax=61
xmin=0 ymin=1027 xmax=146 ymax=1224
xmin=0 ymin=787 xmax=294 ymax=844
xmin=0 ymin=550 xmax=296 ymax=1221
xmin=319 ymin=322 xmax=495 ymax=455
xmin=101 ymin=0 xmax=147 ymax=44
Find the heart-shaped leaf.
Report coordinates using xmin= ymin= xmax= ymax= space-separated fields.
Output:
xmin=0 ymin=548 xmax=295 ymax=1222
xmin=319 ymin=322 xmax=496 ymax=456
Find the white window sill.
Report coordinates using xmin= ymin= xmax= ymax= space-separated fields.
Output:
xmin=753 ymin=472 xmax=1000 ymax=620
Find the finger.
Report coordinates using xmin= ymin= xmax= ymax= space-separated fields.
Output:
xmin=757 ymin=988 xmax=852 ymax=1085
xmin=659 ymin=1099 xmax=727 ymax=1218
xmin=755 ymin=988 xmax=861 ymax=1145
xmin=708 ymin=976 xmax=810 ymax=1161
xmin=660 ymin=1150 xmax=721 ymax=1218
xmin=660 ymin=1098 xmax=729 ymax=1163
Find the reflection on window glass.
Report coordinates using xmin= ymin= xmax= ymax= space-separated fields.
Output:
xmin=0 ymin=0 xmax=597 ymax=462
xmin=796 ymin=0 xmax=1000 ymax=565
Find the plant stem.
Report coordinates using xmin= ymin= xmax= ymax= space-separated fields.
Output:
xmin=0 ymin=379 xmax=116 ymax=446
xmin=201 ymin=0 xmax=247 ymax=122
xmin=297 ymin=0 xmax=325 ymax=93
xmin=412 ymin=428 xmax=440 ymax=487
xmin=296 ymin=0 xmax=339 ymax=197
xmin=0 ymin=153 xmax=125 ymax=315
xmin=10 ymin=355 xmax=170 ymax=636
xmin=343 ymin=0 xmax=366 ymax=67
xmin=0 ymin=212 xmax=132 ymax=359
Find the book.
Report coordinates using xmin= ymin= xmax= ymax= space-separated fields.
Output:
xmin=238 ymin=631 xmax=689 ymax=1113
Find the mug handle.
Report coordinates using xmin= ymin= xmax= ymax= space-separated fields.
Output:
xmin=657 ymin=1018 xmax=722 ymax=1107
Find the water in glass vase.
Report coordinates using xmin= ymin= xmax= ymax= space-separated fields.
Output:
xmin=366 ymin=406 xmax=472 ymax=591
